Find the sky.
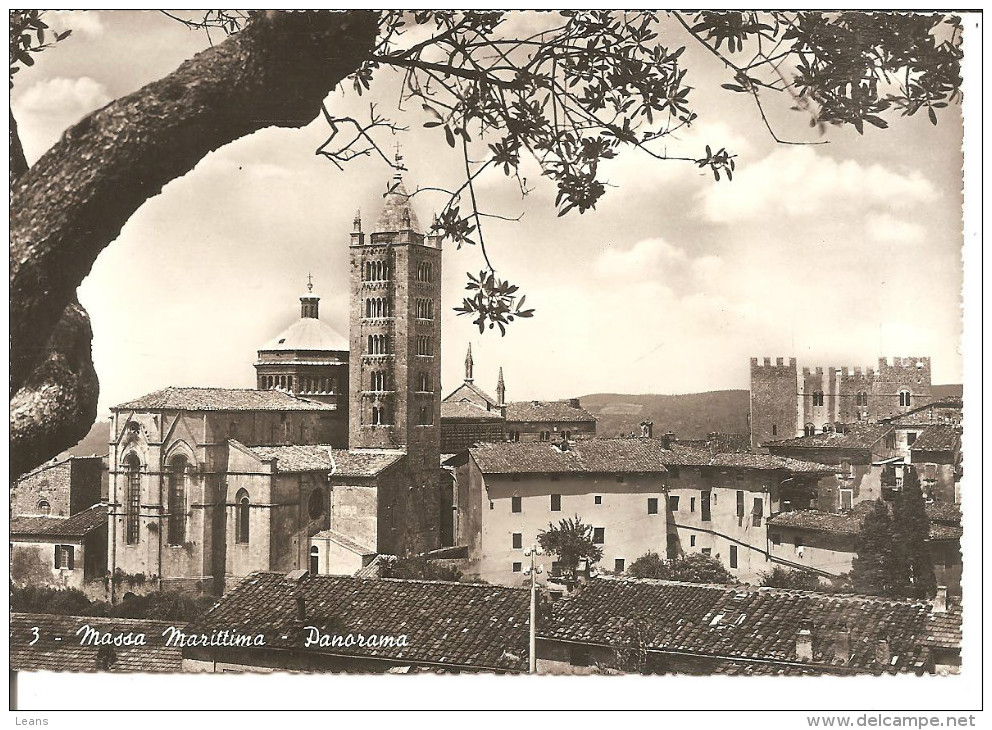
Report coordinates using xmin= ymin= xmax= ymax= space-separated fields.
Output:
xmin=10 ymin=11 xmax=967 ymax=416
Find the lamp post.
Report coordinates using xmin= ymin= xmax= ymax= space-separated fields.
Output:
xmin=523 ymin=544 xmax=544 ymax=674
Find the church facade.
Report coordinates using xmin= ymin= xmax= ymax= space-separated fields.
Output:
xmin=106 ymin=166 xmax=445 ymax=595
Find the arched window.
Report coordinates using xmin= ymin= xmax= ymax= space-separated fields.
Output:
xmin=812 ymin=391 xmax=824 ymax=407
xmin=167 ymin=455 xmax=187 ymax=546
xmin=418 ymin=372 xmax=431 ymax=392
xmin=899 ymin=390 xmax=912 ymax=407
xmin=372 ymin=406 xmax=382 ymax=425
xmin=310 ymin=545 xmax=319 ymax=574
xmin=308 ymin=488 xmax=324 ymax=520
xmin=419 ymin=406 xmax=433 ymax=426
xmin=37 ymin=500 xmax=51 ymax=515
xmin=822 ymin=424 xmax=834 ymax=434
xmin=124 ymin=454 xmax=141 ymax=545
xmin=804 ymin=423 xmax=816 ymax=437
xmin=857 ymin=391 xmax=869 ymax=407
xmin=236 ymin=488 xmax=250 ymax=544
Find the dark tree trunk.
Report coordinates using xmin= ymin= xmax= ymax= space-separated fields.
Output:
xmin=9 ymin=10 xmax=379 ymax=478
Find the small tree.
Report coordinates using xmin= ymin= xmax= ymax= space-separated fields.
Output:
xmin=628 ymin=551 xmax=731 ymax=584
xmin=380 ymin=554 xmax=464 ymax=582
xmin=628 ymin=551 xmax=669 ymax=579
xmin=892 ymin=466 xmax=937 ymax=599
xmin=538 ymin=516 xmax=603 ymax=581
xmin=759 ymin=566 xmax=824 ymax=591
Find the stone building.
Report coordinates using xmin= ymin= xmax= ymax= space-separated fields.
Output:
xmin=102 ymin=164 xmax=446 ymax=594
xmin=441 ymin=344 xmax=597 ymax=447
xmin=11 ymin=455 xmax=102 ymax=520
xmin=750 ymin=356 xmax=934 ymax=447
xmin=445 ymin=437 xmax=832 ymax=586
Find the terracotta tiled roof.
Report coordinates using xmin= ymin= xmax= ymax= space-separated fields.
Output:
xmin=910 ymin=425 xmax=961 ymax=453
xmin=187 ymin=572 xmax=529 ymax=672
xmin=10 ymin=504 xmax=106 ymax=539
xmin=312 ymin=529 xmax=376 ymax=557
xmin=115 ymin=387 xmax=335 ymax=412
xmin=443 ymin=381 xmax=499 ymax=408
xmin=469 ymin=439 xmax=670 ymax=475
xmin=926 ymin=501 xmax=961 ymax=524
xmin=240 ymin=443 xmax=405 ymax=477
xmin=768 ymin=503 xmax=962 ymax=541
xmin=764 ymin=424 xmax=893 ymax=450
xmin=541 ymin=577 xmax=942 ymax=673
xmin=9 ymin=613 xmax=182 ymax=672
xmin=766 ymin=510 xmax=861 ymax=535
xmin=467 ymin=439 xmax=833 ymax=476
xmin=678 ymin=433 xmax=751 ymax=454
xmin=884 ymin=398 xmax=963 ymax=426
xmin=440 ymin=401 xmax=504 ymax=421
xmin=505 ymin=400 xmax=597 ymax=423
xmin=924 ymin=607 xmax=963 ymax=649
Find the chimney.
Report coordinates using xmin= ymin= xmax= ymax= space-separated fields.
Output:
xmin=796 ymin=619 xmax=814 ymax=662
xmin=834 ymin=622 xmax=851 ymax=664
xmin=569 ymin=397 xmax=581 ymax=409
xmin=659 ymin=431 xmax=675 ymax=449
xmin=933 ymin=585 xmax=948 ymax=614
xmin=296 ymin=593 xmax=306 ymax=622
xmin=640 ymin=421 xmax=654 ymax=439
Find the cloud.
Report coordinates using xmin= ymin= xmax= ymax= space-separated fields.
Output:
xmin=596 ymin=237 xmax=687 ymax=277
xmin=865 ymin=213 xmax=926 ymax=244
xmin=17 ymin=75 xmax=110 ymax=117
xmin=47 ymin=10 xmax=105 ymax=37
xmin=698 ymin=147 xmax=937 ymax=224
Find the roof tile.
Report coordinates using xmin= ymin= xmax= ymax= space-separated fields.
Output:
xmin=115 ymin=387 xmax=335 ymax=412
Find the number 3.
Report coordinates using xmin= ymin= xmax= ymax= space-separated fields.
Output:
xmin=29 ymin=626 xmax=39 ymax=645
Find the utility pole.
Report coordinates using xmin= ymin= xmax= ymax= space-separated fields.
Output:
xmin=523 ymin=544 xmax=544 ymax=674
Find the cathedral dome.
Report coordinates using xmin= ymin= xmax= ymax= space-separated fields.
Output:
xmin=259 ymin=315 xmax=348 ymax=353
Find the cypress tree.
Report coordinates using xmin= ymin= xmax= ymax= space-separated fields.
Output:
xmin=852 ymin=500 xmax=897 ymax=596
xmin=892 ymin=466 xmax=937 ymax=598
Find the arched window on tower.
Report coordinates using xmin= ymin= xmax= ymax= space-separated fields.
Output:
xmin=236 ymin=488 xmax=250 ymax=544
xmin=310 ymin=545 xmax=320 ymax=574
xmin=804 ymin=423 xmax=816 ymax=437
xmin=418 ymin=372 xmax=431 ymax=392
xmin=419 ymin=406 xmax=433 ymax=425
xmin=812 ymin=391 xmax=824 ymax=407
xmin=167 ymin=455 xmax=187 ymax=546
xmin=899 ymin=390 xmax=912 ymax=407
xmin=857 ymin=391 xmax=869 ymax=407
xmin=37 ymin=500 xmax=51 ymax=515
xmin=124 ymin=454 xmax=141 ymax=545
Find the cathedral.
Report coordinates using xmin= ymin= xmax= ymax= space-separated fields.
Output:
xmin=106 ymin=165 xmax=446 ymax=594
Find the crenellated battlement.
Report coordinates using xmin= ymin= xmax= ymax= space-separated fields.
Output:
xmin=878 ymin=356 xmax=931 ymax=371
xmin=750 ymin=356 xmax=797 ymax=372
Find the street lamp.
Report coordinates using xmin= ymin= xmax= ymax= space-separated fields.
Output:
xmin=523 ymin=545 xmax=544 ymax=674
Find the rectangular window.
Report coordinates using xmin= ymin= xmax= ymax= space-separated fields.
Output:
xmin=511 ymin=496 xmax=521 ymax=513
xmin=592 ymin=527 xmax=605 ymax=545
xmin=614 ymin=558 xmax=625 ymax=573
xmin=730 ymin=545 xmax=738 ymax=569
xmin=512 ymin=533 xmax=522 ymax=550
xmin=690 ymin=497 xmax=696 ymax=513
xmin=512 ymin=562 xmax=522 ymax=573
xmin=752 ymin=497 xmax=763 ymax=527
xmin=907 ymin=432 xmax=918 ymax=446
xmin=690 ymin=535 xmax=696 ymax=547
xmin=668 ymin=495 xmax=679 ymax=512
xmin=551 ymin=494 xmax=561 ymax=511
xmin=594 ymin=495 xmax=602 ymax=505
xmin=701 ymin=491 xmax=711 ymax=522
xmin=701 ymin=547 xmax=712 ymax=556
xmin=736 ymin=490 xmax=745 ymax=518
xmin=54 ymin=545 xmax=75 ymax=570
xmin=647 ymin=497 xmax=659 ymax=515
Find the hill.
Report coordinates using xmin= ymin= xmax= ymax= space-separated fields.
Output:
xmin=60 ymin=420 xmax=111 ymax=458
xmin=580 ymin=390 xmax=750 ymax=440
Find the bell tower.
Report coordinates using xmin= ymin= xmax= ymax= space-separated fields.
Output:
xmin=348 ymin=156 xmax=442 ymax=553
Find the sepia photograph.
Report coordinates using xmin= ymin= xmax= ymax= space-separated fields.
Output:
xmin=7 ymin=7 xmax=981 ymax=718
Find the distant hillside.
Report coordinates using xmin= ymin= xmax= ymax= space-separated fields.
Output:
xmin=580 ymin=390 xmax=750 ymax=440
xmin=60 ymin=420 xmax=111 ymax=458
xmin=56 ymin=383 xmax=961 ymax=458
